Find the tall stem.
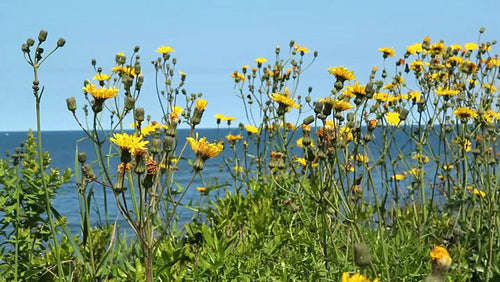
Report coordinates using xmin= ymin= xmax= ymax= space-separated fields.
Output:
xmin=34 ymin=66 xmax=64 ymax=279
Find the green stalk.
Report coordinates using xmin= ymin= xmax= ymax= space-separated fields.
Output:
xmin=34 ymin=66 xmax=64 ymax=280
xmin=14 ymin=165 xmax=20 ymax=282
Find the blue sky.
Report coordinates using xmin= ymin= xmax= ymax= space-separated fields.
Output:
xmin=1 ymin=0 xmax=499 ymax=131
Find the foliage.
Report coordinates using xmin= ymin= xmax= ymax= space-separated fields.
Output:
xmin=1 ymin=28 xmax=500 ymax=281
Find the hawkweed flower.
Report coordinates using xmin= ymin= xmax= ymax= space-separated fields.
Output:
xmin=464 ymin=42 xmax=478 ymax=51
xmin=270 ymin=91 xmax=300 ymax=115
xmin=406 ymin=43 xmax=423 ymax=55
xmin=341 ymin=272 xmax=379 ymax=282
xmin=110 ymin=133 xmax=149 ymax=163
xmin=93 ymin=73 xmax=111 ymax=81
xmin=332 ymin=99 xmax=354 ymax=112
xmin=196 ymin=187 xmax=206 ymax=193
xmin=186 ymin=134 xmax=223 ymax=171
xmin=385 ymin=112 xmax=401 ymax=126
xmin=452 ymin=137 xmax=472 ymax=152
xmin=83 ymin=82 xmax=119 ymax=113
xmin=412 ymin=153 xmax=429 ymax=163
xmin=453 ymin=107 xmax=478 ymax=120
xmin=436 ymin=87 xmax=460 ymax=97
xmin=378 ymin=46 xmax=396 ymax=58
xmin=482 ymin=110 xmax=500 ymax=123
xmin=255 ymin=57 xmax=267 ymax=67
xmin=391 ymin=174 xmax=405 ymax=181
xmin=328 ymin=66 xmax=356 ymax=83
xmin=156 ymin=45 xmax=175 ymax=54
xmin=192 ymin=99 xmax=208 ymax=126
xmin=226 ymin=134 xmax=243 ymax=146
xmin=231 ymin=71 xmax=246 ymax=82
xmin=344 ymin=82 xmax=366 ymax=98
xmin=223 ymin=115 xmax=237 ymax=126
xmin=245 ymin=124 xmax=259 ymax=135
xmin=214 ymin=113 xmax=225 ymax=124
xmin=430 ymin=42 xmax=446 ymax=55
xmin=430 ymin=246 xmax=451 ymax=275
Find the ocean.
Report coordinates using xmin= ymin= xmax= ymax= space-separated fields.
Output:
xmin=0 ymin=127 xmax=449 ymax=235
xmin=0 ymin=129 xmax=239 ymax=234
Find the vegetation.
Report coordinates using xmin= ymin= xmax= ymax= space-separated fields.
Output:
xmin=1 ymin=28 xmax=500 ymax=281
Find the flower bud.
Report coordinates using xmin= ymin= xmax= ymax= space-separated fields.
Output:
xmin=38 ymin=30 xmax=48 ymax=43
xmin=150 ymin=138 xmax=162 ymax=155
xmin=135 ymin=107 xmax=145 ymax=123
xmin=81 ymin=164 xmax=96 ymax=180
xmin=78 ymin=152 xmax=87 ymax=164
xmin=21 ymin=43 xmax=29 ymax=53
xmin=163 ymin=135 xmax=176 ymax=153
xmin=66 ymin=97 xmax=77 ymax=112
xmin=26 ymin=38 xmax=35 ymax=46
xmin=480 ymin=27 xmax=485 ymax=33
xmin=303 ymin=115 xmax=315 ymax=125
xmin=57 ymin=38 xmax=66 ymax=47
xmin=125 ymin=96 xmax=136 ymax=111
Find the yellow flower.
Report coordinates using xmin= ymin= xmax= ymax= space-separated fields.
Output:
xmin=296 ymin=137 xmax=314 ymax=148
xmin=385 ymin=112 xmax=401 ymax=126
xmin=488 ymin=57 xmax=500 ymax=67
xmin=452 ymin=137 xmax=472 ymax=152
xmin=112 ymin=66 xmax=138 ymax=77
xmin=447 ymin=56 xmax=464 ymax=65
xmin=344 ymin=82 xmax=366 ymax=97
xmin=483 ymin=110 xmax=500 ymax=123
xmin=409 ymin=60 xmax=429 ymax=72
xmin=332 ymin=100 xmax=354 ymax=112
xmin=93 ymin=73 xmax=111 ymax=81
xmin=255 ymin=57 xmax=267 ymax=64
xmin=453 ymin=107 xmax=478 ymax=119
xmin=406 ymin=43 xmax=423 ymax=55
xmin=83 ymin=83 xmax=119 ymax=100
xmin=226 ymin=134 xmax=243 ymax=142
xmin=233 ymin=166 xmax=244 ymax=172
xmin=436 ymin=87 xmax=460 ymax=97
xmin=464 ymin=42 xmax=478 ymax=51
xmin=110 ymin=133 xmax=149 ymax=155
xmin=231 ymin=71 xmax=246 ymax=81
xmin=351 ymin=154 xmax=369 ymax=163
xmin=412 ymin=153 xmax=429 ymax=163
xmin=170 ymin=105 xmax=184 ymax=121
xmin=430 ymin=246 xmax=451 ymax=271
xmin=196 ymin=187 xmax=206 ymax=193
xmin=296 ymin=157 xmax=307 ymax=166
xmin=245 ymin=125 xmax=259 ymax=134
xmin=138 ymin=121 xmax=168 ymax=136
xmin=186 ymin=134 xmax=224 ymax=160
xmin=442 ymin=164 xmax=454 ymax=170
xmin=294 ymin=44 xmax=310 ymax=53
xmin=214 ymin=114 xmax=226 ymax=121
xmin=223 ymin=116 xmax=237 ymax=121
xmin=407 ymin=168 xmax=420 ymax=175
xmin=449 ymin=44 xmax=463 ymax=51
xmin=482 ymin=83 xmax=498 ymax=93
xmin=404 ymin=90 xmax=422 ymax=101
xmin=270 ymin=93 xmax=300 ymax=109
xmin=341 ymin=272 xmax=379 ymax=282
xmin=392 ymin=174 xmax=405 ymax=181
xmin=195 ymin=99 xmax=208 ymax=111
xmin=378 ymin=47 xmax=396 ymax=57
xmin=430 ymin=42 xmax=446 ymax=54
xmin=328 ymin=66 xmax=356 ymax=81
xmin=473 ymin=188 xmax=486 ymax=197
xmin=156 ymin=45 xmax=175 ymax=54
